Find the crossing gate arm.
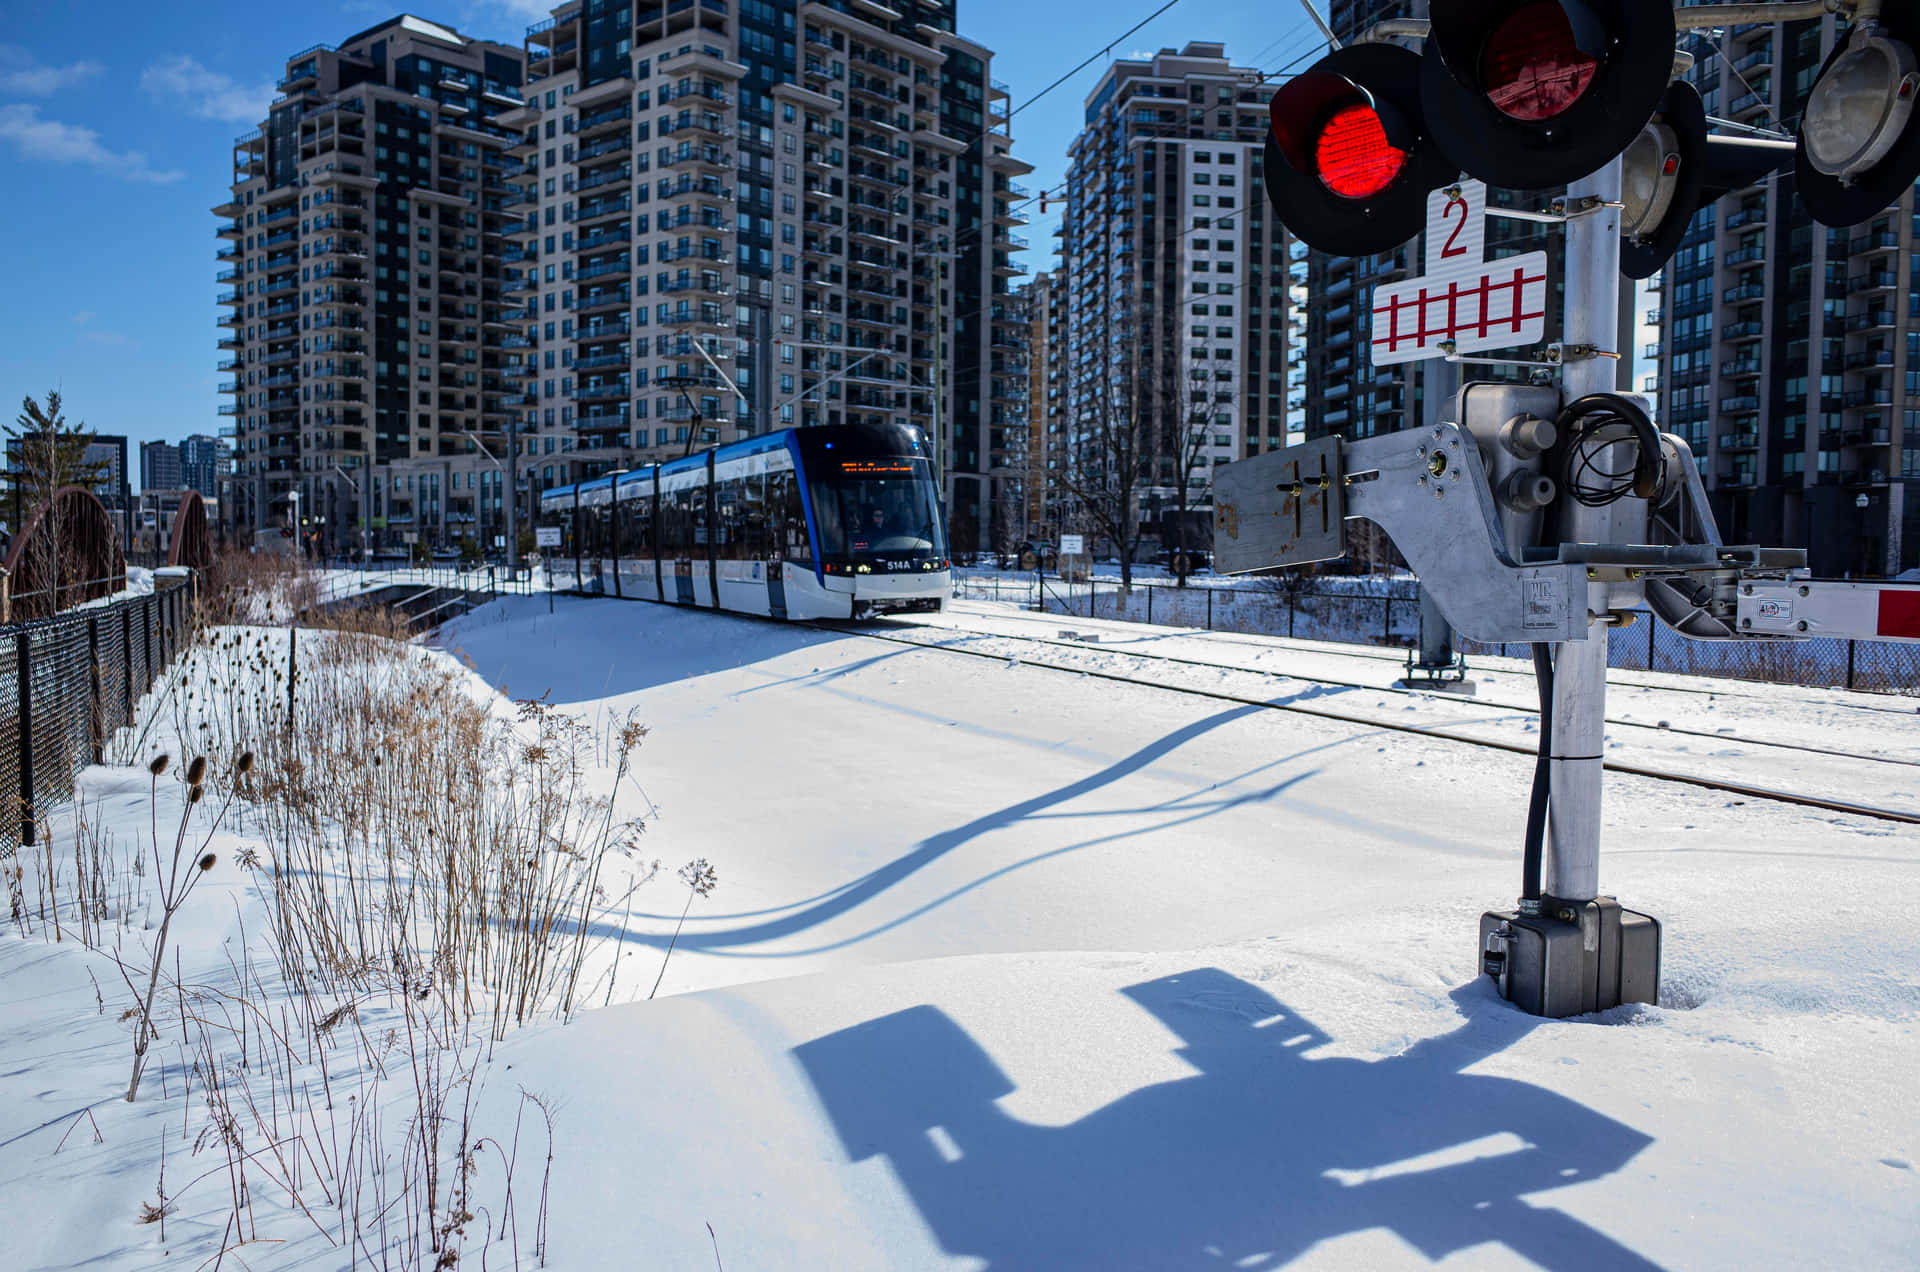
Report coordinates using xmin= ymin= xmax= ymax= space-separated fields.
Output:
xmin=1738 ymin=579 xmax=1920 ymax=644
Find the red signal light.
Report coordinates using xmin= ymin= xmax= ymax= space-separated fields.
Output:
xmin=1314 ymin=103 xmax=1407 ymax=198
xmin=1481 ymin=1 xmax=1599 ymax=122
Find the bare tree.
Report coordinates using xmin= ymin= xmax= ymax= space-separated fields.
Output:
xmin=1161 ymin=352 xmax=1223 ymax=589
xmin=1055 ymin=298 xmax=1210 ymax=591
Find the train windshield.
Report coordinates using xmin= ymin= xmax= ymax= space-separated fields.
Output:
xmin=811 ymin=456 xmax=946 ymax=564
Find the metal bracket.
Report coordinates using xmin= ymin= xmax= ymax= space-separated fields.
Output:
xmin=1216 ymin=427 xmax=1591 ymax=644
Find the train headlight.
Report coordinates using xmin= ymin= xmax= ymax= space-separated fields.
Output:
xmin=856 ymin=563 xmax=872 ymax=574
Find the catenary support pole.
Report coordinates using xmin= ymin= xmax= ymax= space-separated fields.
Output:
xmin=1545 ymin=158 xmax=1628 ymax=904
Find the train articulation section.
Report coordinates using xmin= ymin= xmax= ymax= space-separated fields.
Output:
xmin=536 ymin=421 xmax=949 ymax=620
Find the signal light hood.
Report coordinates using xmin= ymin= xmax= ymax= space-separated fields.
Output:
xmin=1422 ymin=0 xmax=1677 ymax=190
xmin=1262 ymin=43 xmax=1457 ymax=257
xmin=1797 ymin=10 xmax=1920 ymax=228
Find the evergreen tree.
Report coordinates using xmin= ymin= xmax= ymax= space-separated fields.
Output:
xmin=6 ymin=390 xmax=108 ymax=518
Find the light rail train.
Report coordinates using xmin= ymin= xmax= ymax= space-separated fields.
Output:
xmin=536 ymin=421 xmax=949 ymax=619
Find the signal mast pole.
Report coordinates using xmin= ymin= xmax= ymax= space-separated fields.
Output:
xmin=1545 ymin=158 xmax=1627 ymax=904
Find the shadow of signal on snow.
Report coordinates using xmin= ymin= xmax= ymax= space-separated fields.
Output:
xmin=794 ymin=970 xmax=1661 ymax=1271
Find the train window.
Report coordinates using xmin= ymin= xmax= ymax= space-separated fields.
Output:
xmin=810 ymin=457 xmax=944 ymax=563
xmin=659 ymin=481 xmax=690 ymax=557
xmin=713 ymin=472 xmax=745 ymax=561
xmin=771 ymin=468 xmax=810 ymax=565
xmin=741 ymin=470 xmax=770 ymax=559
xmin=617 ymin=485 xmax=653 ymax=558
xmin=691 ymin=475 xmax=711 ymax=552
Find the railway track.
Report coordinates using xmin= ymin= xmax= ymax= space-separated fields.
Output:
xmin=893 ymin=616 xmax=1920 ymax=772
xmin=950 ymin=593 xmax=1920 ymax=716
xmin=821 ymin=619 xmax=1920 ymax=827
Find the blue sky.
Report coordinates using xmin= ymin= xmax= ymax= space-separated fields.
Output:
xmin=0 ymin=0 xmax=1318 ymax=486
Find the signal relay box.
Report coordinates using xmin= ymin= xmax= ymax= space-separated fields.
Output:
xmin=1480 ymin=898 xmax=1661 ymax=1019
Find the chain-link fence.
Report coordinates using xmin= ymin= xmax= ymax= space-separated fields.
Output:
xmin=0 ymin=572 xmax=196 ymax=860
xmin=952 ymin=570 xmax=1919 ymax=697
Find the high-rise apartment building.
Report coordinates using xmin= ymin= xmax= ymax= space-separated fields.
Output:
xmin=180 ymin=434 xmax=226 ymax=500
xmin=141 ymin=441 xmax=185 ymax=493
xmin=1653 ymin=17 xmax=1918 ymax=576
xmin=1059 ymin=42 xmax=1292 ymax=552
xmin=507 ymin=0 xmax=1030 ymax=552
xmin=217 ymin=16 xmax=527 ymax=555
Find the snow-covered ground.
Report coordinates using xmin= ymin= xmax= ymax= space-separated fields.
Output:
xmin=3 ymin=592 xmax=1916 ymax=1270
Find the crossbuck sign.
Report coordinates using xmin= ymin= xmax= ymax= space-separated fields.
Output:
xmin=1370 ymin=180 xmax=1549 ymax=367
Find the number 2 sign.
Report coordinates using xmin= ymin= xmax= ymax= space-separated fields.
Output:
xmin=1369 ymin=179 xmax=1549 ymax=367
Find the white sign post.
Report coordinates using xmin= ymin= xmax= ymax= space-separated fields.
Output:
xmin=1059 ymin=534 xmax=1085 ymax=556
xmin=1370 ymin=180 xmax=1549 ymax=367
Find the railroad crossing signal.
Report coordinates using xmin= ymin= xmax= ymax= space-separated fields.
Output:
xmin=1369 ymin=180 xmax=1548 ymax=366
xmin=1262 ymin=3 xmax=1920 ymax=276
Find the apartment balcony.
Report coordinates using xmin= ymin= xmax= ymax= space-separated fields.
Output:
xmin=572 ymin=194 xmax=631 ymax=224
xmin=572 ymin=379 xmax=630 ymax=402
xmin=574 ymin=104 xmax=631 ymax=139
xmin=1732 ymin=45 xmax=1773 ymax=73
xmin=1845 ymin=468 xmax=1890 ymax=487
xmin=1849 ymin=271 xmax=1898 ymax=294
xmin=658 ymin=305 xmax=728 ymax=330
xmin=658 ymin=274 xmax=732 ymax=298
xmin=1845 ymin=349 xmax=1894 ymax=370
xmin=1725 ymin=207 xmax=1767 ymax=230
xmin=1718 ymin=471 xmax=1757 ymax=489
xmin=1724 ymin=246 xmax=1766 ymax=267
xmin=1719 ymin=431 xmax=1760 ymax=450
xmin=1843 ymin=389 xmax=1893 ymax=409
xmin=575 ymin=226 xmax=631 ymax=252
xmin=577 ymin=133 xmax=632 ymax=163
xmin=658 ymin=112 xmax=731 ymax=141
xmin=1728 ymin=89 xmax=1771 ymax=119
xmin=575 ymin=407 xmax=630 ymax=432
xmin=574 ymin=351 xmax=628 ymax=372
xmin=573 ymin=316 xmax=631 ymax=341
xmin=1848 ymin=309 xmax=1895 ymax=331
xmin=576 ymin=165 xmax=630 ymax=194
xmin=655 ymin=176 xmax=731 ymax=202
xmin=1720 ymin=358 xmax=1762 ymax=377
xmin=662 ymin=143 xmax=730 ymax=172
xmin=1719 ymin=394 xmax=1760 ymax=412
xmin=575 ymin=258 xmax=630 ymax=282
xmin=1723 ymin=283 xmax=1766 ymax=304
xmin=217 ymin=219 xmax=243 ymax=239
xmin=1722 ymin=319 xmax=1764 ymax=340
xmin=1851 ymin=230 xmax=1900 ymax=255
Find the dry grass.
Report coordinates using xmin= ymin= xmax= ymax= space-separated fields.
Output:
xmin=27 ymin=555 xmax=669 ymax=1268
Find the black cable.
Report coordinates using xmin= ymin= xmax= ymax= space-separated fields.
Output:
xmin=1523 ymin=642 xmax=1553 ymax=902
xmin=1557 ymin=392 xmax=1662 ymax=506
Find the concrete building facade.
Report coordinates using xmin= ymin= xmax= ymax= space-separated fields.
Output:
xmin=1058 ymin=42 xmax=1293 ymax=555
xmin=217 ymin=16 xmax=528 ymax=556
xmin=504 ymin=0 xmax=1031 ymax=552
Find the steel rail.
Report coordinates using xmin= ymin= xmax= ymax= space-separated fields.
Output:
xmin=885 ymin=618 xmax=1920 ymax=770
xmin=820 ymin=621 xmax=1920 ymax=826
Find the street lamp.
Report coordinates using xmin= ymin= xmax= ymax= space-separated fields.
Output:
xmin=331 ymin=465 xmax=369 ymax=566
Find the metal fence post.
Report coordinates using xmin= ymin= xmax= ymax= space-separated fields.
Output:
xmin=1289 ymin=592 xmax=1296 ymax=639
xmin=141 ymin=600 xmax=153 ymax=696
xmin=1647 ymin=617 xmax=1656 ymax=670
xmin=1147 ymin=586 xmax=1153 ymax=626
xmin=88 ymin=616 xmax=102 ymax=764
xmin=1846 ymin=640 xmax=1856 ymax=691
xmin=16 ymin=629 xmax=33 ymax=848
xmin=1383 ymin=596 xmax=1393 ymax=645
xmin=1207 ymin=588 xmax=1213 ymax=631
xmin=121 ymin=607 xmax=133 ymax=721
